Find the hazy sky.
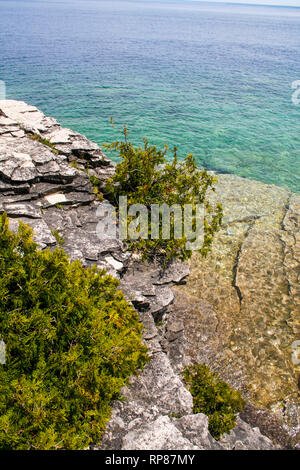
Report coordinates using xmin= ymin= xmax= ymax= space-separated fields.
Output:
xmin=197 ymin=0 xmax=300 ymax=5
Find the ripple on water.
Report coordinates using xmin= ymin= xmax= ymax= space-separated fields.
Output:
xmin=177 ymin=174 xmax=300 ymax=431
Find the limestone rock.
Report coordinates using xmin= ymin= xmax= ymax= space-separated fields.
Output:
xmin=0 ymin=100 xmax=280 ymax=451
xmin=122 ymin=416 xmax=199 ymax=450
xmin=218 ymin=417 xmax=275 ymax=450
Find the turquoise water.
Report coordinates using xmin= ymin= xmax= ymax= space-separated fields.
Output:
xmin=0 ymin=0 xmax=299 ymax=192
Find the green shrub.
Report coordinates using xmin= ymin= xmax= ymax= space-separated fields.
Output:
xmin=182 ymin=364 xmax=245 ymax=440
xmin=0 ymin=213 xmax=148 ymax=450
xmin=103 ymin=130 xmax=223 ymax=263
xmin=28 ymin=133 xmax=59 ymax=154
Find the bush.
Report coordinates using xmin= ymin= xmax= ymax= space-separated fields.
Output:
xmin=103 ymin=130 xmax=223 ymax=263
xmin=182 ymin=364 xmax=245 ymax=440
xmin=0 ymin=213 xmax=148 ymax=450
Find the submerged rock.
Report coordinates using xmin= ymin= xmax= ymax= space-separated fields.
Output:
xmin=0 ymin=100 xmax=285 ymax=450
xmin=173 ymin=174 xmax=300 ymax=446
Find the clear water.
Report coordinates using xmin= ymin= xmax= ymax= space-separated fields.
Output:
xmin=0 ymin=0 xmax=299 ymax=192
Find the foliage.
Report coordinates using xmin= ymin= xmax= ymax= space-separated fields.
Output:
xmin=28 ymin=133 xmax=59 ymax=154
xmin=103 ymin=129 xmax=223 ymax=263
xmin=86 ymin=172 xmax=104 ymax=201
xmin=51 ymin=229 xmax=65 ymax=247
xmin=182 ymin=364 xmax=245 ymax=440
xmin=88 ymin=174 xmax=101 ymax=187
xmin=0 ymin=213 xmax=148 ymax=450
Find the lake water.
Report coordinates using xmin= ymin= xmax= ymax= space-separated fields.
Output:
xmin=0 ymin=0 xmax=299 ymax=192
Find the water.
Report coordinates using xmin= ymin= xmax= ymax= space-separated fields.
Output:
xmin=0 ymin=0 xmax=299 ymax=192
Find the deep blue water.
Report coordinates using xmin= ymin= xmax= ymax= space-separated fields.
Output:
xmin=0 ymin=0 xmax=299 ymax=192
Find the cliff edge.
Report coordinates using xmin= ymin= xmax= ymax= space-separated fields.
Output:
xmin=0 ymin=100 xmax=287 ymax=450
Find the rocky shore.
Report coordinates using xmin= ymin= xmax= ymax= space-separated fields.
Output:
xmin=0 ymin=100 xmax=298 ymax=449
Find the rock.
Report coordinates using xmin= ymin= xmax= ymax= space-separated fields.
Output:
xmin=44 ymin=193 xmax=67 ymax=205
xmin=0 ymin=116 xmax=18 ymax=127
xmin=154 ymin=261 xmax=190 ymax=285
xmin=122 ymin=416 xmax=199 ymax=450
xmin=8 ymin=217 xmax=56 ymax=247
xmin=218 ymin=417 xmax=275 ymax=450
xmin=104 ymin=255 xmax=124 ymax=272
xmin=0 ymin=100 xmax=60 ymax=135
xmin=47 ymin=128 xmax=76 ymax=144
xmin=120 ymin=263 xmax=177 ymax=318
xmin=171 ymin=414 xmax=214 ymax=450
xmin=4 ymin=203 xmax=41 ymax=219
xmin=0 ymin=100 xmax=280 ymax=451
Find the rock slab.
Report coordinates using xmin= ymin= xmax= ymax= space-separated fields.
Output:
xmin=0 ymin=100 xmax=277 ymax=450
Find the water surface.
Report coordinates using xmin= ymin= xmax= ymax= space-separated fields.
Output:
xmin=0 ymin=0 xmax=299 ymax=192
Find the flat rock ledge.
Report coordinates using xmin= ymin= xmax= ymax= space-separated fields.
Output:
xmin=0 ymin=100 xmax=276 ymax=450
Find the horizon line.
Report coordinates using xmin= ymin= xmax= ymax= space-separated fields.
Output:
xmin=162 ymin=0 xmax=300 ymax=9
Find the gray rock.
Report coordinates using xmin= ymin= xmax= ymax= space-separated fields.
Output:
xmin=0 ymin=100 xmax=280 ymax=451
xmin=4 ymin=203 xmax=42 ymax=219
xmin=219 ymin=417 xmax=275 ymax=450
xmin=122 ymin=416 xmax=199 ymax=450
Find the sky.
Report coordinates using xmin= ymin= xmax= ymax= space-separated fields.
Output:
xmin=194 ymin=0 xmax=300 ymax=5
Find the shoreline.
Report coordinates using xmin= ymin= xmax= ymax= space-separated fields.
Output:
xmin=0 ymin=99 xmax=298 ymax=449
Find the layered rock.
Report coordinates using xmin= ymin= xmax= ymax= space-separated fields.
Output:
xmin=0 ymin=100 xmax=279 ymax=450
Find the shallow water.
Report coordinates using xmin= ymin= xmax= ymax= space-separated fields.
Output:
xmin=177 ymin=175 xmax=300 ymax=430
